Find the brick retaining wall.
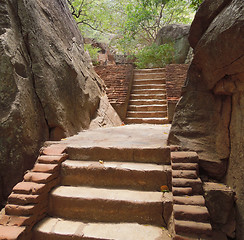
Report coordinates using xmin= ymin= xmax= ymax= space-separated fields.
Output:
xmin=94 ymin=65 xmax=134 ymax=121
xmin=166 ymin=64 xmax=189 ymax=122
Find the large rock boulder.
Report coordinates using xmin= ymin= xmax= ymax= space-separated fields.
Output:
xmin=0 ymin=0 xmax=121 ymax=207
xmin=169 ymin=0 xmax=244 ymax=238
xmin=155 ymin=24 xmax=191 ymax=64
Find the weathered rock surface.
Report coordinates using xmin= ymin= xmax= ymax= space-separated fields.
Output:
xmin=169 ymin=0 xmax=244 ymax=238
xmin=155 ymin=24 xmax=191 ymax=64
xmin=204 ymin=182 xmax=235 ymax=238
xmin=0 ymin=0 xmax=121 ymax=207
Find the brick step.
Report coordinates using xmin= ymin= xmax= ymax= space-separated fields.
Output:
xmin=134 ymin=68 xmax=166 ymax=74
xmin=132 ymin=89 xmax=166 ymax=94
xmin=172 ymin=163 xmax=198 ymax=171
xmin=134 ymin=73 xmax=165 ymax=80
xmin=133 ymin=79 xmax=166 ymax=85
xmin=133 ymin=84 xmax=166 ymax=90
xmin=173 ymin=196 xmax=205 ymax=206
xmin=128 ymin=105 xmax=167 ymax=111
xmin=127 ymin=111 xmax=167 ymax=118
xmin=129 ymin=99 xmax=167 ymax=105
xmin=171 ymin=152 xmax=199 ymax=164
xmin=130 ymin=93 xmax=166 ymax=100
xmin=66 ymin=146 xmax=170 ymax=164
xmin=172 ymin=170 xmax=198 ymax=179
xmin=49 ymin=186 xmax=169 ymax=226
xmin=33 ymin=217 xmax=172 ymax=240
xmin=173 ymin=204 xmax=210 ymax=222
xmin=174 ymin=220 xmax=212 ymax=237
xmin=61 ymin=160 xmax=171 ymax=191
xmin=172 ymin=178 xmax=203 ymax=195
xmin=125 ymin=117 xmax=169 ymax=125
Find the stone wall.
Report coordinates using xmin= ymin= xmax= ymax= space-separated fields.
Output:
xmin=0 ymin=0 xmax=121 ymax=208
xmin=169 ymin=0 xmax=244 ymax=238
xmin=94 ymin=65 xmax=134 ymax=121
xmin=165 ymin=64 xmax=189 ymax=122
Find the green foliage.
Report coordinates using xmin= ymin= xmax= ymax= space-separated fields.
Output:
xmin=134 ymin=43 xmax=175 ymax=69
xmin=67 ymin=0 xmax=199 ymax=54
xmin=190 ymin=0 xmax=203 ymax=10
xmin=84 ymin=44 xmax=101 ymax=65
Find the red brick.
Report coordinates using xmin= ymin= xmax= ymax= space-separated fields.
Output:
xmin=13 ymin=182 xmax=45 ymax=195
xmin=42 ymin=144 xmax=67 ymax=155
xmin=8 ymin=193 xmax=48 ymax=205
xmin=32 ymin=163 xmax=59 ymax=173
xmin=23 ymin=172 xmax=58 ymax=184
xmin=0 ymin=225 xmax=26 ymax=239
xmin=5 ymin=201 xmax=48 ymax=216
xmin=0 ymin=215 xmax=30 ymax=227
xmin=37 ymin=154 xmax=67 ymax=164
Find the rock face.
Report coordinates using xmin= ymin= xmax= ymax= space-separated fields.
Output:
xmin=0 ymin=0 xmax=121 ymax=207
xmin=169 ymin=0 xmax=244 ymax=238
xmin=155 ymin=24 xmax=191 ymax=64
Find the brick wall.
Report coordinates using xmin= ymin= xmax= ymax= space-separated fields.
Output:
xmin=166 ymin=64 xmax=189 ymax=122
xmin=94 ymin=65 xmax=134 ymax=121
xmin=166 ymin=64 xmax=189 ymax=103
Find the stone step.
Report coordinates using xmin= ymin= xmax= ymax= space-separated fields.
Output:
xmin=134 ymin=73 xmax=165 ymax=80
xmin=172 ymin=187 xmax=193 ymax=196
xmin=173 ymin=196 xmax=205 ymax=206
xmin=33 ymin=217 xmax=172 ymax=240
xmin=174 ymin=233 xmax=212 ymax=240
xmin=125 ymin=117 xmax=169 ymax=125
xmin=128 ymin=105 xmax=167 ymax=111
xmin=127 ymin=111 xmax=167 ymax=118
xmin=133 ymin=79 xmax=166 ymax=85
xmin=133 ymin=84 xmax=166 ymax=90
xmin=129 ymin=99 xmax=167 ymax=105
xmin=172 ymin=163 xmax=198 ymax=171
xmin=173 ymin=204 xmax=210 ymax=222
xmin=171 ymin=152 xmax=199 ymax=164
xmin=130 ymin=93 xmax=166 ymax=100
xmin=66 ymin=146 xmax=170 ymax=164
xmin=134 ymin=68 xmax=166 ymax=74
xmin=174 ymin=220 xmax=212 ymax=237
xmin=49 ymin=186 xmax=169 ymax=226
xmin=172 ymin=178 xmax=203 ymax=195
xmin=61 ymin=160 xmax=171 ymax=191
xmin=172 ymin=170 xmax=198 ymax=179
xmin=132 ymin=89 xmax=166 ymax=94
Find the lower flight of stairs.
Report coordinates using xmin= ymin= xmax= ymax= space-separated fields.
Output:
xmin=33 ymin=143 xmax=173 ymax=240
xmin=171 ymin=151 xmax=212 ymax=240
xmin=126 ymin=68 xmax=168 ymax=124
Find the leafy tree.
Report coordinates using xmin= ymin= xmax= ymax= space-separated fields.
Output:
xmin=67 ymin=0 xmax=200 ymax=54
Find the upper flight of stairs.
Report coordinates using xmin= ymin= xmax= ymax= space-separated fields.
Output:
xmin=126 ymin=68 xmax=168 ymax=124
xmin=32 ymin=126 xmax=173 ymax=240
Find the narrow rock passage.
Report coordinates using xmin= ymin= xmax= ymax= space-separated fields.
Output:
xmin=33 ymin=124 xmax=173 ymax=240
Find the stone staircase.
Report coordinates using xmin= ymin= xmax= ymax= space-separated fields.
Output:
xmin=171 ymin=151 xmax=212 ymax=240
xmin=125 ymin=68 xmax=168 ymax=124
xmin=32 ymin=125 xmax=173 ymax=240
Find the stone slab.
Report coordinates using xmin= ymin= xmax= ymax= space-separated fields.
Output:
xmin=62 ymin=160 xmax=171 ymax=191
xmin=33 ymin=217 xmax=172 ymax=240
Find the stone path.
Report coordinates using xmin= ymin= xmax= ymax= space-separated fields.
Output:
xmin=125 ymin=68 xmax=168 ymax=124
xmin=33 ymin=124 xmax=172 ymax=240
